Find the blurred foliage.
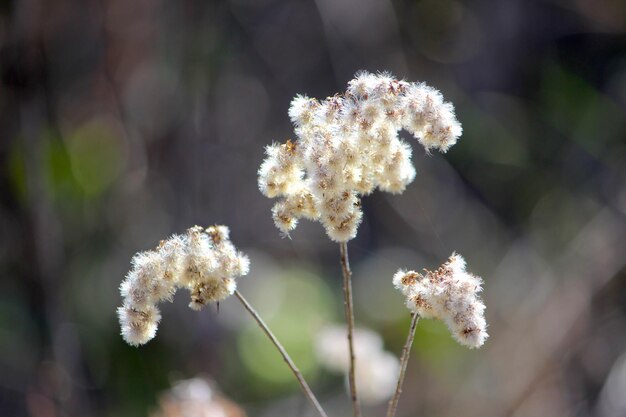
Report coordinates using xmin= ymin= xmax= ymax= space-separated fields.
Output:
xmin=237 ymin=269 xmax=335 ymax=395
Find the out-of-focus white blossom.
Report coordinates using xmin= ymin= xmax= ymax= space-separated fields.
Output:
xmin=315 ymin=325 xmax=400 ymax=405
xmin=355 ymin=350 xmax=400 ymax=405
xmin=151 ymin=377 xmax=246 ymax=417
xmin=315 ymin=325 xmax=384 ymax=372
xmin=258 ymin=71 xmax=462 ymax=242
xmin=118 ymin=225 xmax=250 ymax=346
xmin=393 ymin=253 xmax=488 ymax=348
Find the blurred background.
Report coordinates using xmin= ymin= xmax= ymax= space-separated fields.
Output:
xmin=1 ymin=0 xmax=626 ymax=416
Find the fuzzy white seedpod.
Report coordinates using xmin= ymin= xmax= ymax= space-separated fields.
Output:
xmin=321 ymin=207 xmax=363 ymax=243
xmin=232 ymin=253 xmax=250 ymax=277
xmin=189 ymin=277 xmax=236 ymax=311
xmin=257 ymin=141 xmax=302 ymax=198
xmin=206 ymin=225 xmax=230 ymax=243
xmin=378 ymin=139 xmax=416 ymax=194
xmin=271 ymin=200 xmax=298 ymax=235
xmin=258 ymin=71 xmax=462 ymax=242
xmin=257 ymin=145 xmax=283 ymax=198
xmin=289 ymin=95 xmax=318 ymax=127
xmin=118 ymin=304 xmax=161 ymax=346
xmin=393 ymin=253 xmax=488 ymax=348
xmin=347 ymin=71 xmax=380 ymax=98
xmin=160 ymin=235 xmax=186 ymax=280
xmin=183 ymin=227 xmax=218 ymax=286
xmin=392 ymin=269 xmax=413 ymax=295
xmin=403 ymin=85 xmax=462 ymax=153
xmin=118 ymin=225 xmax=249 ymax=346
xmin=285 ymin=189 xmax=318 ymax=220
xmin=272 ymin=188 xmax=318 ymax=227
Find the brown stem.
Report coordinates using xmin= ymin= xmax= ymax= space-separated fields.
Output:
xmin=339 ymin=242 xmax=361 ymax=417
xmin=234 ymin=290 xmax=329 ymax=417
xmin=386 ymin=313 xmax=420 ymax=417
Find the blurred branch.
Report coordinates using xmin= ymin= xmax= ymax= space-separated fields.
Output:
xmin=340 ymin=241 xmax=361 ymax=417
xmin=234 ymin=290 xmax=329 ymax=417
xmin=387 ymin=313 xmax=420 ymax=417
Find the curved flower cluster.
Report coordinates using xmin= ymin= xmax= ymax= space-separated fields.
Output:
xmin=315 ymin=325 xmax=400 ymax=404
xmin=118 ymin=225 xmax=250 ymax=346
xmin=393 ymin=253 xmax=488 ymax=348
xmin=258 ymin=71 xmax=462 ymax=241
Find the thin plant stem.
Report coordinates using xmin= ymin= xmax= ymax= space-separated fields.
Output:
xmin=386 ymin=312 xmax=420 ymax=417
xmin=234 ymin=290 xmax=329 ymax=417
xmin=339 ymin=242 xmax=361 ymax=417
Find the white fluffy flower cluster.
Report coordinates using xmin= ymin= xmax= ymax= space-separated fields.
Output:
xmin=258 ymin=71 xmax=462 ymax=242
xmin=315 ymin=325 xmax=400 ymax=405
xmin=393 ymin=253 xmax=488 ymax=348
xmin=118 ymin=225 xmax=250 ymax=346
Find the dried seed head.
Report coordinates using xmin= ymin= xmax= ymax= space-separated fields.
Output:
xmin=393 ymin=253 xmax=488 ymax=348
xmin=258 ymin=71 xmax=462 ymax=242
xmin=118 ymin=225 xmax=249 ymax=346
